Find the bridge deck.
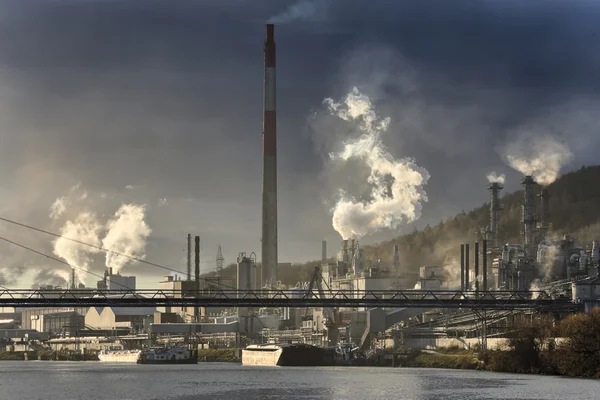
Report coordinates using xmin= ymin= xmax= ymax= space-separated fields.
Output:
xmin=0 ymin=289 xmax=580 ymax=310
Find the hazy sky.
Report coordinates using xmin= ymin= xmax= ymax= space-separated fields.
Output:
xmin=1 ymin=0 xmax=600 ymax=288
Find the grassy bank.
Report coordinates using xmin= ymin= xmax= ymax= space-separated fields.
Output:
xmin=402 ymin=349 xmax=480 ymax=370
xmin=0 ymin=350 xmax=98 ymax=361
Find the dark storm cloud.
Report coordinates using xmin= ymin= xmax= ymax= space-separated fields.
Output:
xmin=0 ymin=0 xmax=599 ymax=286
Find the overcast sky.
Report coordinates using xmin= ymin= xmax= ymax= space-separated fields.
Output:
xmin=1 ymin=0 xmax=599 ymax=288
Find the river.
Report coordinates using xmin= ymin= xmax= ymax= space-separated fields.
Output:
xmin=0 ymin=362 xmax=597 ymax=399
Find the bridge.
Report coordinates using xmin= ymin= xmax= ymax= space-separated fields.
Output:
xmin=0 ymin=289 xmax=581 ymax=311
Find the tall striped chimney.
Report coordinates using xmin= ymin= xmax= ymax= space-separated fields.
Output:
xmin=262 ymin=24 xmax=278 ymax=286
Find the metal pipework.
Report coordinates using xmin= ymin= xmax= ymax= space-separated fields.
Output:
xmin=262 ymin=23 xmax=278 ymax=286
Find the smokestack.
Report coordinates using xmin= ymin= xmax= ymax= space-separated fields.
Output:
xmin=482 ymin=239 xmax=488 ymax=291
xmin=321 ymin=240 xmax=327 ymax=261
xmin=592 ymin=240 xmax=600 ymax=264
xmin=71 ymin=268 xmax=76 ymax=290
xmin=460 ymin=244 xmax=465 ymax=291
xmin=538 ymin=188 xmax=550 ymax=242
xmin=465 ymin=243 xmax=470 ymax=290
xmin=488 ymin=182 xmax=503 ymax=248
xmin=522 ymin=175 xmax=537 ymax=256
xmin=195 ymin=236 xmax=200 ymax=320
xmin=474 ymin=241 xmax=479 ymax=293
xmin=262 ymin=23 xmax=278 ymax=286
xmin=187 ymin=234 xmax=191 ymax=281
xmin=393 ymin=244 xmax=400 ymax=276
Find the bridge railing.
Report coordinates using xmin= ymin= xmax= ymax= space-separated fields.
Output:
xmin=0 ymin=288 xmax=577 ymax=310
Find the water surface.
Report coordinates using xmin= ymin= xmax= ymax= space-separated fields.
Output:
xmin=0 ymin=361 xmax=597 ymax=400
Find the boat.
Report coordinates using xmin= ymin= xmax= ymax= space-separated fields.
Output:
xmin=330 ymin=343 xmax=367 ymax=366
xmin=98 ymin=348 xmax=141 ymax=363
xmin=242 ymin=343 xmax=335 ymax=366
xmin=137 ymin=345 xmax=198 ymax=364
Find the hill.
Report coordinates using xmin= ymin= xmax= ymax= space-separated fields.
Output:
xmin=362 ymin=165 xmax=600 ymax=275
xmin=205 ymin=165 xmax=600 ymax=287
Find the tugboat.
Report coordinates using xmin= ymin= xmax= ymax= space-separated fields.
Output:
xmin=137 ymin=345 xmax=198 ymax=364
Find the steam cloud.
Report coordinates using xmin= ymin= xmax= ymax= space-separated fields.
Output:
xmin=102 ymin=204 xmax=152 ymax=274
xmin=53 ymin=212 xmax=103 ymax=285
xmin=504 ymin=134 xmax=573 ymax=186
xmin=0 ymin=264 xmax=26 ymax=286
xmin=324 ymin=87 xmax=429 ymax=239
xmin=49 ymin=187 xmax=151 ymax=285
xmin=486 ymin=172 xmax=505 ymax=184
xmin=268 ymin=0 xmax=327 ymax=24
xmin=31 ymin=268 xmax=69 ymax=288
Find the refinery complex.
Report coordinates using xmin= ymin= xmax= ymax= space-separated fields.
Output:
xmin=2 ymin=24 xmax=600 ymax=363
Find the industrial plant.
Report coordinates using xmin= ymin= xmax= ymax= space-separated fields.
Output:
xmin=1 ymin=24 xmax=600 ymax=367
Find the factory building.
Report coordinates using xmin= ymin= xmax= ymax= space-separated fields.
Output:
xmin=156 ymin=275 xmax=197 ymax=322
xmin=21 ymin=307 xmax=89 ymax=331
xmin=29 ymin=311 xmax=84 ymax=336
xmin=85 ymin=307 xmax=155 ymax=331
xmin=97 ymin=268 xmax=136 ymax=292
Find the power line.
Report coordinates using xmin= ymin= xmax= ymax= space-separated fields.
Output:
xmin=0 ymin=216 xmax=238 ymax=290
xmin=0 ymin=235 xmax=134 ymax=290
xmin=0 ymin=216 xmax=188 ymax=276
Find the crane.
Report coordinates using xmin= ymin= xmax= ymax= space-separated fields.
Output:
xmin=307 ymin=266 xmax=340 ymax=346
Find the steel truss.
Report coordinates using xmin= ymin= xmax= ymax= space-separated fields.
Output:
xmin=0 ymin=289 xmax=581 ymax=310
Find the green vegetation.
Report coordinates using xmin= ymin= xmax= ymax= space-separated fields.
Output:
xmin=197 ymin=348 xmax=240 ymax=362
xmin=406 ymin=351 xmax=479 ymax=370
xmin=405 ymin=309 xmax=600 ymax=378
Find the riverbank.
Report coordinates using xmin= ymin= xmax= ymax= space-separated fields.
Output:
xmin=0 ymin=350 xmax=99 ymax=361
xmin=401 ymin=348 xmax=480 ymax=370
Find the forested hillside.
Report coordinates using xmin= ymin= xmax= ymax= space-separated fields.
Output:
xmin=207 ymin=166 xmax=600 ymax=287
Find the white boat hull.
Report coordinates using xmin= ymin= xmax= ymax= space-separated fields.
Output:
xmin=98 ymin=351 xmax=141 ymax=363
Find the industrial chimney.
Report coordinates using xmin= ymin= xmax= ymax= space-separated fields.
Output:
xmin=262 ymin=24 xmax=278 ymax=286
xmin=522 ymin=175 xmax=537 ymax=256
xmin=488 ymin=182 xmax=503 ymax=248
xmin=393 ymin=244 xmax=400 ymax=276
xmin=321 ymin=240 xmax=327 ymax=262
xmin=538 ymin=188 xmax=550 ymax=242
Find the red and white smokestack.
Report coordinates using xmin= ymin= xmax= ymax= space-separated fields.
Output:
xmin=262 ymin=24 xmax=278 ymax=286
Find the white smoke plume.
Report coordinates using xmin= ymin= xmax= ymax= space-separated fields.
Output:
xmin=49 ymin=197 xmax=67 ymax=220
xmin=504 ymin=134 xmax=573 ymax=186
xmin=323 ymin=87 xmax=429 ymax=239
xmin=486 ymin=172 xmax=505 ymax=184
xmin=529 ymin=278 xmax=543 ymax=299
xmin=53 ymin=212 xmax=103 ymax=285
xmin=102 ymin=204 xmax=152 ymax=274
xmin=268 ymin=0 xmax=328 ymax=24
